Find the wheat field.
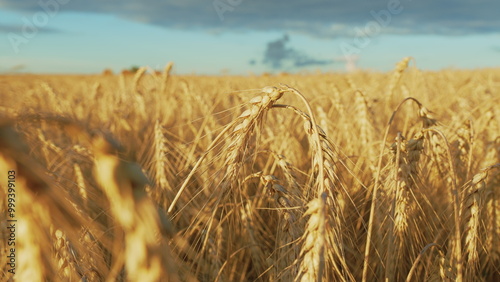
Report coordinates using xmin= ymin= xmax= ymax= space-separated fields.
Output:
xmin=1 ymin=59 xmax=499 ymax=281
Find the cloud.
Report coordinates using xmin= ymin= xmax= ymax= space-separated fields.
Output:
xmin=263 ymin=34 xmax=291 ymax=68
xmin=262 ymin=34 xmax=333 ymax=69
xmin=8 ymin=64 xmax=27 ymax=72
xmin=0 ymin=24 xmax=62 ymax=34
xmin=1 ymin=0 xmax=500 ymax=37
xmin=0 ymin=64 xmax=27 ymax=73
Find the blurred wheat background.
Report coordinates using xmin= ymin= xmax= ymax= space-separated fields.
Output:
xmin=1 ymin=58 xmax=499 ymax=281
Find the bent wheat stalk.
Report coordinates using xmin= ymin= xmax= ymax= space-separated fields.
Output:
xmin=168 ymin=86 xmax=285 ymax=214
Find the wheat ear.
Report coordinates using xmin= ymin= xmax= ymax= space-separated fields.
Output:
xmin=133 ymin=66 xmax=147 ymax=93
xmin=387 ymin=57 xmax=411 ymax=99
xmin=161 ymin=62 xmax=174 ymax=93
xmin=91 ymin=133 xmax=177 ymax=281
xmin=462 ymin=165 xmax=500 ymax=279
xmin=168 ymin=86 xmax=285 ymax=213
xmin=296 ymin=193 xmax=327 ymax=282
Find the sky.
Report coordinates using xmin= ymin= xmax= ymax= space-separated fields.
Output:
xmin=0 ymin=0 xmax=499 ymax=75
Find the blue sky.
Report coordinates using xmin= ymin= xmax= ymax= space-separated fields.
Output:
xmin=1 ymin=0 xmax=499 ymax=74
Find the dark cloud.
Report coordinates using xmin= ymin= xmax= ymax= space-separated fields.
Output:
xmin=0 ymin=24 xmax=62 ymax=34
xmin=293 ymin=57 xmax=332 ymax=67
xmin=1 ymin=0 xmax=499 ymax=37
xmin=263 ymin=35 xmax=291 ymax=68
xmin=262 ymin=34 xmax=333 ymax=69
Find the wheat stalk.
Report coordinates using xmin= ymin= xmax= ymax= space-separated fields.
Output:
xmin=0 ymin=120 xmax=85 ymax=281
xmin=453 ymin=119 xmax=473 ymax=184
